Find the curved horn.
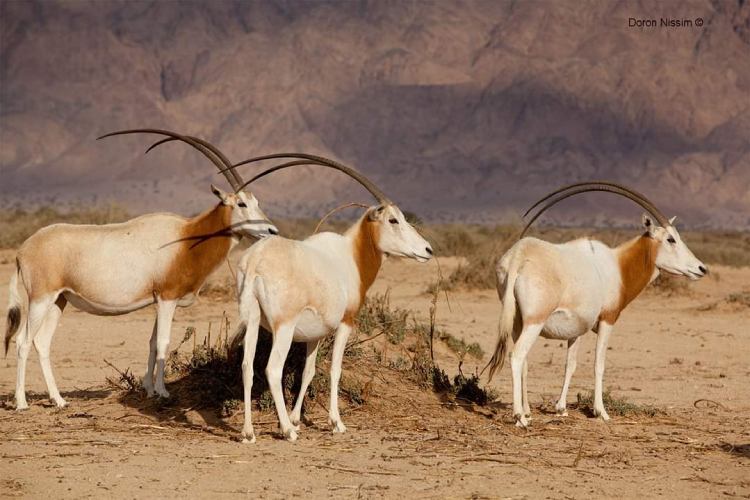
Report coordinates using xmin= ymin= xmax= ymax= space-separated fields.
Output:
xmin=233 ymin=153 xmax=390 ymax=204
xmin=521 ymin=183 xmax=670 ymax=238
xmin=523 ymin=181 xmax=659 ymax=218
xmin=98 ymin=129 xmax=241 ymax=190
xmin=144 ymin=135 xmax=246 ymax=188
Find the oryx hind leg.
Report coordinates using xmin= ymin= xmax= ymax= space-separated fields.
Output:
xmin=510 ymin=321 xmax=544 ymax=428
xmin=143 ymin=317 xmax=158 ymax=397
xmin=265 ymin=321 xmax=297 ymax=442
xmin=289 ymin=339 xmax=321 ymax=431
xmin=33 ymin=295 xmax=68 ymax=408
xmin=15 ymin=295 xmax=56 ymax=410
xmin=153 ymin=299 xmax=177 ymax=398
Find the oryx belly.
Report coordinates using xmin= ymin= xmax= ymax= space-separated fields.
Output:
xmin=63 ymin=290 xmax=154 ymax=316
xmin=292 ymin=309 xmax=336 ymax=342
xmin=541 ymin=309 xmax=592 ymax=340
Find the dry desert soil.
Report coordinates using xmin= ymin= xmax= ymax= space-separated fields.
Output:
xmin=0 ymin=248 xmax=748 ymax=499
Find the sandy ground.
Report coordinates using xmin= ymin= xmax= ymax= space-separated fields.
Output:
xmin=0 ymin=248 xmax=748 ymax=499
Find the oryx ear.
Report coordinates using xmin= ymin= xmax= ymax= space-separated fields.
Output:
xmin=668 ymin=216 xmax=677 ymax=225
xmin=210 ymin=184 xmax=230 ymax=205
xmin=368 ymin=205 xmax=385 ymax=221
xmin=642 ymin=213 xmax=656 ymax=236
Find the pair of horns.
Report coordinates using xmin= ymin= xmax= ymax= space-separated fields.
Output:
xmin=227 ymin=153 xmax=390 ymax=205
xmin=99 ymin=130 xmax=389 ymax=206
xmin=521 ymin=181 xmax=670 ymax=237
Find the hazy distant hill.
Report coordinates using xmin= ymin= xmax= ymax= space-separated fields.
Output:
xmin=1 ymin=0 xmax=748 ymax=228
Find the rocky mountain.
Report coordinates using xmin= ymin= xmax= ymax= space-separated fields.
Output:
xmin=1 ymin=0 xmax=749 ymax=228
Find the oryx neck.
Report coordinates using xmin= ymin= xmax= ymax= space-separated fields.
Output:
xmin=346 ymin=213 xmax=383 ymax=306
xmin=611 ymin=234 xmax=659 ymax=314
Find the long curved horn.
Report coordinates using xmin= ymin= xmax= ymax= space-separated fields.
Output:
xmin=521 ymin=183 xmax=670 ymax=238
xmin=144 ymin=135 xmax=245 ymax=188
xmin=232 ymin=153 xmax=390 ymax=204
xmin=523 ymin=181 xmax=659 ymax=218
xmin=98 ymin=129 xmax=241 ymax=190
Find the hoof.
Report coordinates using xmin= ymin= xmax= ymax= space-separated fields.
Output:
xmin=594 ymin=409 xmax=610 ymax=422
xmin=284 ymin=429 xmax=298 ymax=442
xmin=514 ymin=414 xmax=530 ymax=428
xmin=15 ymin=403 xmax=29 ymax=412
xmin=155 ymin=388 xmax=170 ymax=399
xmin=329 ymin=418 xmax=347 ymax=434
xmin=52 ymin=397 xmax=68 ymax=409
xmin=555 ymin=405 xmax=568 ymax=417
xmin=241 ymin=434 xmax=256 ymax=444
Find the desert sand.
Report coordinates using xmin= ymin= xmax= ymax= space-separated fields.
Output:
xmin=0 ymin=248 xmax=748 ymax=498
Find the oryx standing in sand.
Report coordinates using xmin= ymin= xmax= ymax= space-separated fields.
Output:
xmin=4 ymin=129 xmax=278 ymax=409
xmin=486 ymin=182 xmax=707 ymax=427
xmin=226 ymin=153 xmax=433 ymax=442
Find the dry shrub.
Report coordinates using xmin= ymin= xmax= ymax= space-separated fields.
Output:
xmin=726 ymin=291 xmax=750 ymax=308
xmin=107 ymin=290 xmax=497 ymax=415
xmin=573 ymin=389 xmax=662 ymax=417
xmin=649 ymin=274 xmax=691 ymax=296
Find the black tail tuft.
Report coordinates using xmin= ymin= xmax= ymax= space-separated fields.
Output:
xmin=5 ymin=306 xmax=21 ymax=356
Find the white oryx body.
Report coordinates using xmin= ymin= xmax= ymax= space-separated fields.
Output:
xmin=5 ymin=190 xmax=276 ymax=410
xmin=487 ymin=213 xmax=707 ymax=427
xmin=234 ymin=204 xmax=432 ymax=442
xmin=4 ymin=127 xmax=281 ymax=412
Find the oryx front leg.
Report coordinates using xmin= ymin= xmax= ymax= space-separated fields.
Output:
xmin=329 ymin=322 xmax=352 ymax=434
xmin=593 ymin=322 xmax=613 ymax=421
xmin=289 ymin=340 xmax=321 ymax=431
xmin=555 ymin=336 xmax=581 ymax=416
xmin=266 ymin=322 xmax=297 ymax=442
xmin=510 ymin=322 xmax=543 ymax=428
xmin=153 ymin=299 xmax=177 ymax=398
xmin=15 ymin=295 xmax=55 ymax=410
xmin=33 ymin=296 xmax=68 ymax=408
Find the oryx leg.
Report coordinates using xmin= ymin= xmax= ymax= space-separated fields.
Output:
xmin=33 ymin=296 xmax=68 ymax=408
xmin=593 ymin=322 xmax=613 ymax=421
xmin=555 ymin=336 xmax=581 ymax=416
xmin=510 ymin=322 xmax=543 ymax=428
xmin=240 ymin=294 xmax=261 ymax=444
xmin=15 ymin=295 xmax=56 ymax=410
xmin=329 ymin=322 xmax=352 ymax=434
xmin=521 ymin=359 xmax=531 ymax=417
xmin=266 ymin=321 xmax=297 ymax=442
xmin=143 ymin=318 xmax=158 ymax=396
xmin=289 ymin=339 xmax=321 ymax=431
xmin=153 ymin=299 xmax=177 ymax=398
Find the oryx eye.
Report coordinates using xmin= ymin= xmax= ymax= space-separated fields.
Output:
xmin=667 ymin=236 xmax=676 ymax=244
xmin=389 ymin=218 xmax=399 ymax=224
xmin=237 ymin=201 xmax=247 ymax=208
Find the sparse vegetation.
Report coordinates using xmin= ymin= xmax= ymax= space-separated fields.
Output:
xmin=573 ymin=389 xmax=662 ymax=417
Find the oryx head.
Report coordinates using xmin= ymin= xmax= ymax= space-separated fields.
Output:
xmin=210 ymin=184 xmax=278 ymax=239
xmin=642 ymin=214 xmax=707 ymax=280
xmin=522 ymin=181 xmax=707 ymax=280
xmin=229 ymin=152 xmax=433 ymax=262
xmin=366 ymin=204 xmax=432 ymax=262
xmin=98 ymin=128 xmax=278 ymax=239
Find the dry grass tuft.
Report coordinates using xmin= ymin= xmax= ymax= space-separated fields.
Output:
xmin=573 ymin=389 xmax=662 ymax=417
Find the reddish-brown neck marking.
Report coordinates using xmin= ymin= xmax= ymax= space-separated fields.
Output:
xmin=160 ymin=203 xmax=233 ymax=300
xmin=600 ymin=233 xmax=659 ymax=324
xmin=344 ymin=214 xmax=383 ymax=324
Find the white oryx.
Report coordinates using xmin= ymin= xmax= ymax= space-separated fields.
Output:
xmin=485 ymin=182 xmax=707 ymax=427
xmin=4 ymin=129 xmax=278 ymax=410
xmin=227 ymin=153 xmax=433 ymax=442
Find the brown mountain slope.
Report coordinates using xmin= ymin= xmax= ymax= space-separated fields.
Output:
xmin=1 ymin=0 xmax=748 ymax=227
